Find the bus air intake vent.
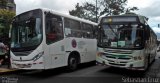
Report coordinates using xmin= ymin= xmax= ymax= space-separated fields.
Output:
xmin=13 ymin=50 xmax=33 ymax=56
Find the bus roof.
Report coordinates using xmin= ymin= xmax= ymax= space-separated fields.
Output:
xmin=15 ymin=8 xmax=98 ymax=26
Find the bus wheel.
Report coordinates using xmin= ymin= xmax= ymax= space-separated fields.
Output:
xmin=68 ymin=56 xmax=78 ymax=71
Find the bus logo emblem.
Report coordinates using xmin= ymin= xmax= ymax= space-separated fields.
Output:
xmin=72 ymin=39 xmax=77 ymax=48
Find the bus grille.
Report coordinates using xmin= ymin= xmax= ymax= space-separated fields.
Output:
xmin=103 ymin=49 xmax=132 ymax=60
xmin=109 ymin=63 xmax=126 ymax=66
xmin=105 ymin=50 xmax=132 ymax=54
xmin=13 ymin=51 xmax=33 ymax=56
xmin=105 ymin=56 xmax=131 ymax=60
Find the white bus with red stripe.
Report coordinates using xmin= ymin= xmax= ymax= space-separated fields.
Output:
xmin=10 ymin=8 xmax=97 ymax=70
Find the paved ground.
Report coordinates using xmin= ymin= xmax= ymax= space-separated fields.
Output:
xmin=0 ymin=58 xmax=160 ymax=83
xmin=0 ymin=64 xmax=17 ymax=74
xmin=0 ymin=52 xmax=160 ymax=83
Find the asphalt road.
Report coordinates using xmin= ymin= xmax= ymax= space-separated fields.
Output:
xmin=1 ymin=53 xmax=160 ymax=83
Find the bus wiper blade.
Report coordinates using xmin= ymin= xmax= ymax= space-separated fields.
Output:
xmin=108 ymin=25 xmax=118 ymax=37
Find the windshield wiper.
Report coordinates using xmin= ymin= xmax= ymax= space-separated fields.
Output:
xmin=108 ymin=24 xmax=118 ymax=37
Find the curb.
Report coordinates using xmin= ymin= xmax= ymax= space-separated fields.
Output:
xmin=0 ymin=68 xmax=19 ymax=75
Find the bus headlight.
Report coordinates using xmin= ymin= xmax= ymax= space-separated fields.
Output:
xmin=32 ymin=51 xmax=44 ymax=61
xmin=97 ymin=52 xmax=105 ymax=57
xmin=133 ymin=56 xmax=143 ymax=60
xmin=97 ymin=52 xmax=102 ymax=56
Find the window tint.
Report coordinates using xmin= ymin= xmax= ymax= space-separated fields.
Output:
xmin=45 ymin=13 xmax=63 ymax=44
xmin=64 ymin=18 xmax=96 ymax=39
xmin=64 ymin=18 xmax=81 ymax=38
xmin=93 ymin=25 xmax=98 ymax=38
xmin=82 ymin=23 xmax=94 ymax=38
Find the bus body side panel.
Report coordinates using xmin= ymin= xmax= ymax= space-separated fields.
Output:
xmin=86 ymin=38 xmax=97 ymax=62
xmin=144 ymin=33 xmax=157 ymax=65
xmin=49 ymin=40 xmax=67 ymax=69
xmin=144 ymin=40 xmax=151 ymax=64
xmin=64 ymin=38 xmax=96 ymax=63
xmin=64 ymin=38 xmax=84 ymax=63
xmin=43 ymin=44 xmax=52 ymax=69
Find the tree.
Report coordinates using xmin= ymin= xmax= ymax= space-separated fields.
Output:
xmin=69 ymin=0 xmax=139 ymax=22
xmin=0 ymin=0 xmax=7 ymax=9
xmin=69 ymin=3 xmax=85 ymax=19
xmin=0 ymin=9 xmax=15 ymax=43
xmin=82 ymin=2 xmax=97 ymax=22
xmin=125 ymin=7 xmax=139 ymax=13
xmin=69 ymin=2 xmax=97 ymax=22
xmin=69 ymin=3 xmax=97 ymax=22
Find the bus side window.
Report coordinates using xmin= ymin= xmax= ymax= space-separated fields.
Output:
xmin=82 ymin=23 xmax=93 ymax=39
xmin=64 ymin=18 xmax=81 ymax=38
xmin=45 ymin=13 xmax=63 ymax=44
xmin=93 ymin=26 xmax=98 ymax=39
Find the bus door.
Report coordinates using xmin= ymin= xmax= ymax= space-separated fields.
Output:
xmin=45 ymin=13 xmax=65 ymax=68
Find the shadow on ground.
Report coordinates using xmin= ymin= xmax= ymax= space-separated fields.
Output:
xmin=15 ymin=61 xmax=96 ymax=78
xmin=99 ymin=66 xmax=146 ymax=77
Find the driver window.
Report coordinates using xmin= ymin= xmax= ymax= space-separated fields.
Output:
xmin=45 ymin=14 xmax=63 ymax=44
xmin=134 ymin=24 xmax=144 ymax=47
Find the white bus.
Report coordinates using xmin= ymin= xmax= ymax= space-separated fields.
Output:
xmin=96 ymin=13 xmax=157 ymax=71
xmin=10 ymin=8 xmax=97 ymax=70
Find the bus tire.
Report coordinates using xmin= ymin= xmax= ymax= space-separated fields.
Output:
xmin=68 ymin=56 xmax=78 ymax=71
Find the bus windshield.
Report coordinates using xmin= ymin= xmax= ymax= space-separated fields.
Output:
xmin=11 ymin=9 xmax=43 ymax=51
xmin=98 ymin=23 xmax=145 ymax=49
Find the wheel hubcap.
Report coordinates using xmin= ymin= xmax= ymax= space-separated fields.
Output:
xmin=70 ymin=58 xmax=77 ymax=69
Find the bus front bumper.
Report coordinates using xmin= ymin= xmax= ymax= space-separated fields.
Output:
xmin=96 ymin=56 xmax=145 ymax=71
xmin=11 ymin=60 xmax=44 ymax=70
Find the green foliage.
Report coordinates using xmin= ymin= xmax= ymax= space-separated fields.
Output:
xmin=126 ymin=7 xmax=139 ymax=13
xmin=69 ymin=0 xmax=139 ymax=22
xmin=69 ymin=3 xmax=97 ymax=22
xmin=0 ymin=0 xmax=7 ymax=8
xmin=69 ymin=3 xmax=85 ymax=19
xmin=0 ymin=9 xmax=15 ymax=38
